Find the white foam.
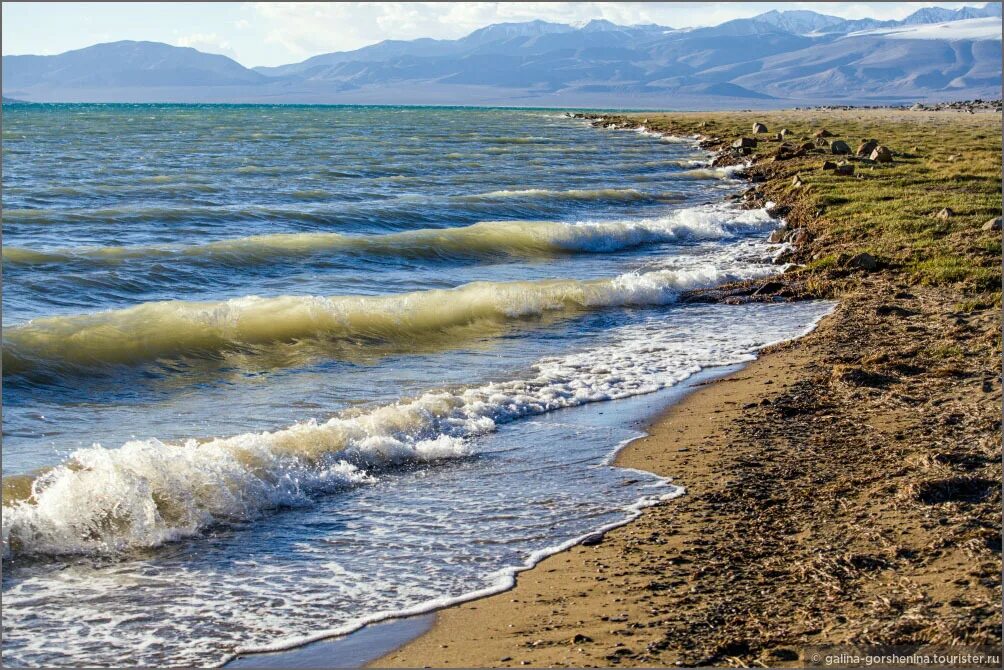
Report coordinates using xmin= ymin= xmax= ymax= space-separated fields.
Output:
xmin=2 ymin=299 xmax=837 ymax=667
xmin=2 ymin=230 xmax=794 ymax=559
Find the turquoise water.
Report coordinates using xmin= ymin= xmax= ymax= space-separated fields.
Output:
xmin=1 ymin=105 xmax=830 ymax=666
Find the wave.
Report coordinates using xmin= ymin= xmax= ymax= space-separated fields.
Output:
xmin=460 ymin=187 xmax=672 ymax=202
xmin=2 ymin=252 xmax=775 ymax=375
xmin=678 ymin=164 xmax=748 ymax=180
xmin=2 ymin=205 xmax=774 ymax=268
xmin=1 ymin=301 xmax=833 ymax=558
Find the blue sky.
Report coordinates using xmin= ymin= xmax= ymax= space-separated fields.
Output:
xmin=1 ymin=2 xmax=993 ymax=67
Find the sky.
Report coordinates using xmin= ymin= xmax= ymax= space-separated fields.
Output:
xmin=1 ymin=2 xmax=994 ymax=68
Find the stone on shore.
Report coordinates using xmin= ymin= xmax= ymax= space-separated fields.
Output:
xmin=871 ymin=145 xmax=893 ymax=163
xmin=982 ymin=216 xmax=1002 ymax=231
xmin=814 ymin=129 xmax=833 ymax=138
xmin=834 ymin=164 xmax=854 ymax=176
xmin=845 ymin=252 xmax=878 ymax=272
xmin=856 ymin=139 xmax=879 ymax=157
xmin=753 ymin=122 xmax=768 ymax=134
xmin=822 ymin=160 xmax=837 ymax=170
xmin=935 ymin=207 xmax=954 ymax=220
xmin=732 ymin=137 xmax=757 ymax=149
xmin=830 ymin=140 xmax=851 ymax=155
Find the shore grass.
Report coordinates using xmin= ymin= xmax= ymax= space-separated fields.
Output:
xmin=628 ymin=110 xmax=1002 ymax=302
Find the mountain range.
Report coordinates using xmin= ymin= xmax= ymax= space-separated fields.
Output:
xmin=3 ymin=3 xmax=1001 ymax=108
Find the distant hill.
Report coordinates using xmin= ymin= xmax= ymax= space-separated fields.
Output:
xmin=3 ymin=4 xmax=1001 ymax=108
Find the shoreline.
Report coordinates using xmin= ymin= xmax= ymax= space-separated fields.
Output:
xmin=222 ymin=362 xmax=761 ymax=668
xmin=372 ymin=323 xmax=832 ymax=668
xmin=375 ymin=108 xmax=1001 ymax=667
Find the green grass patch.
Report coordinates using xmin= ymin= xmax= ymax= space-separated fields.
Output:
xmin=630 ymin=110 xmax=1002 ymax=290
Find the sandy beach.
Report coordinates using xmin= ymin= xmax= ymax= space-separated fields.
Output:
xmin=376 ymin=109 xmax=1002 ymax=667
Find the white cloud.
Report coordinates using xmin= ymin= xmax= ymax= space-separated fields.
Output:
xmin=176 ymin=32 xmax=236 ymax=57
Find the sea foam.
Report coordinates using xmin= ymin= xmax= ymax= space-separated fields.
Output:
xmin=2 ymin=297 xmax=831 ymax=560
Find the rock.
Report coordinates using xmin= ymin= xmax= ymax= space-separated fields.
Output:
xmin=815 ymin=137 xmax=831 ymax=148
xmin=834 ymin=164 xmax=854 ymax=176
xmin=581 ymin=532 xmax=605 ymax=546
xmin=982 ymin=216 xmax=1002 ymax=231
xmin=935 ymin=207 xmax=954 ymax=220
xmin=947 ymin=154 xmax=960 ymax=162
xmin=856 ymin=139 xmax=879 ymax=157
xmin=753 ymin=122 xmax=768 ymax=134
xmin=753 ymin=281 xmax=786 ymax=296
xmin=571 ymin=634 xmax=593 ymax=644
xmin=780 ymin=128 xmax=790 ymax=138
xmin=766 ymin=204 xmax=790 ymax=219
xmin=871 ymin=145 xmax=893 ymax=162
xmin=732 ymin=137 xmax=757 ymax=149
xmin=814 ymin=129 xmax=833 ymax=138
xmin=768 ymin=229 xmax=786 ymax=243
xmin=791 ymin=174 xmax=803 ymax=187
xmin=830 ymin=140 xmax=851 ymax=154
xmin=822 ymin=160 xmax=837 ymax=170
xmin=790 ymin=228 xmax=812 ymax=246
xmin=641 ymin=118 xmax=649 ymax=124
xmin=799 ymin=141 xmax=815 ymax=152
xmin=845 ymin=252 xmax=878 ymax=272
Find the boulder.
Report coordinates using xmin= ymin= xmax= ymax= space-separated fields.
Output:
xmin=799 ymin=141 xmax=815 ymax=152
xmin=791 ymin=174 xmax=803 ymax=187
xmin=935 ymin=208 xmax=954 ymax=220
xmin=815 ymin=137 xmax=831 ymax=148
xmin=732 ymin=137 xmax=757 ymax=149
xmin=830 ymin=140 xmax=851 ymax=155
xmin=845 ymin=252 xmax=878 ymax=272
xmin=871 ymin=145 xmax=893 ymax=163
xmin=790 ymin=228 xmax=812 ymax=246
xmin=856 ymin=139 xmax=879 ymax=157
xmin=982 ymin=216 xmax=1002 ymax=231
xmin=753 ymin=122 xmax=768 ymax=134
xmin=768 ymin=228 xmax=787 ymax=243
xmin=780 ymin=128 xmax=790 ymax=138
xmin=814 ymin=129 xmax=833 ymax=138
xmin=822 ymin=160 xmax=837 ymax=170
xmin=766 ymin=204 xmax=791 ymax=219
xmin=834 ymin=164 xmax=854 ymax=176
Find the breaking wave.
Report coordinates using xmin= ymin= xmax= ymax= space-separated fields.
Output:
xmin=2 ymin=255 xmax=775 ymax=375
xmin=1 ymin=299 xmax=832 ymax=559
xmin=2 ymin=204 xmax=773 ymax=267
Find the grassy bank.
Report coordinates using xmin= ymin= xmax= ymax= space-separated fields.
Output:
xmin=612 ymin=109 xmax=1001 ymax=303
xmin=377 ymin=108 xmax=1001 ymax=668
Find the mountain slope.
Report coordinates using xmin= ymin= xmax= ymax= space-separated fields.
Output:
xmin=3 ymin=5 xmax=1001 ymax=107
xmin=3 ymin=41 xmax=265 ymax=89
